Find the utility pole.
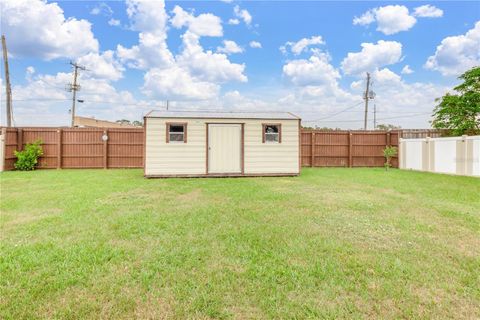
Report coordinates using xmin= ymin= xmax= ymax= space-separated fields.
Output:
xmin=67 ymin=61 xmax=85 ymax=127
xmin=2 ymin=35 xmax=13 ymax=127
xmin=166 ymin=100 xmax=169 ymax=110
xmin=373 ymin=103 xmax=377 ymax=130
xmin=363 ymin=72 xmax=371 ymax=130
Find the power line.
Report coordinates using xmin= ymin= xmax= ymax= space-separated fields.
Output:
xmin=374 ymin=110 xmax=433 ymax=114
xmin=377 ymin=112 xmax=431 ymax=121
xmin=304 ymin=112 xmax=431 ymax=123
xmin=302 ymin=101 xmax=363 ymax=122
xmin=2 ymin=99 xmax=166 ymax=107
xmin=81 ymin=100 xmax=160 ymax=106
xmin=2 ymin=98 xmax=70 ymax=102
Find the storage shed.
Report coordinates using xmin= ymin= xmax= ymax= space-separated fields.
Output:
xmin=144 ymin=110 xmax=301 ymax=177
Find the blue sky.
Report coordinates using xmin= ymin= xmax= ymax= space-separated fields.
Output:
xmin=1 ymin=0 xmax=479 ymax=128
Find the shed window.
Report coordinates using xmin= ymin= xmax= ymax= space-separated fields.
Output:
xmin=166 ymin=123 xmax=187 ymax=143
xmin=262 ymin=124 xmax=281 ymax=143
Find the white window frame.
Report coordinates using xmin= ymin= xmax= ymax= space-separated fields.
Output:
xmin=262 ymin=123 xmax=281 ymax=144
xmin=166 ymin=123 xmax=187 ymax=143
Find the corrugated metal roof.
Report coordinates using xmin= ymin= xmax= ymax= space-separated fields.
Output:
xmin=145 ymin=110 xmax=300 ymax=120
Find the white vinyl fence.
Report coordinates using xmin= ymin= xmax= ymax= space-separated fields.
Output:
xmin=399 ymin=135 xmax=480 ymax=177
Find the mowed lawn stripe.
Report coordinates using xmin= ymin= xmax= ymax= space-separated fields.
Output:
xmin=0 ymin=168 xmax=479 ymax=319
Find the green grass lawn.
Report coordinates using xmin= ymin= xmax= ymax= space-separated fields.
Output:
xmin=1 ymin=168 xmax=479 ymax=319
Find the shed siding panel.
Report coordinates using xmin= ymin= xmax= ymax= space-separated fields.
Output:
xmin=146 ymin=120 xmax=205 ymax=175
xmin=145 ymin=118 xmax=299 ymax=175
xmin=244 ymin=121 xmax=298 ymax=174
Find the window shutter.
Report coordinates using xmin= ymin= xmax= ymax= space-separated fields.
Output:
xmin=183 ymin=123 xmax=187 ymax=143
xmin=262 ymin=124 xmax=266 ymax=143
xmin=279 ymin=124 xmax=282 ymax=143
xmin=166 ymin=123 xmax=170 ymax=143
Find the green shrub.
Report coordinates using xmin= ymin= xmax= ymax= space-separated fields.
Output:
xmin=14 ymin=140 xmax=43 ymax=171
xmin=383 ymin=146 xmax=398 ymax=171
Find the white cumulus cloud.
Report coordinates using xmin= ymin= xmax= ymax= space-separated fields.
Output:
xmin=108 ymin=18 xmax=121 ymax=26
xmin=90 ymin=2 xmax=113 ymax=17
xmin=283 ymin=51 xmax=340 ymax=86
xmin=170 ymin=5 xmax=223 ymax=37
xmin=117 ymin=0 xmax=174 ymax=70
xmin=280 ymin=36 xmax=325 ymax=55
xmin=401 ymin=65 xmax=414 ymax=74
xmin=373 ymin=67 xmax=402 ymax=83
xmin=353 ymin=10 xmax=375 ymax=26
xmin=234 ymin=5 xmax=252 ymax=25
xmin=177 ymin=31 xmax=247 ymax=83
xmin=354 ymin=5 xmax=416 ymax=35
xmin=341 ymin=40 xmax=403 ymax=75
xmin=217 ymin=40 xmax=244 ymax=54
xmin=142 ymin=66 xmax=219 ymax=100
xmin=353 ymin=4 xmax=442 ymax=35
xmin=117 ymin=0 xmax=246 ymax=101
xmin=26 ymin=66 xmax=35 ymax=75
xmin=126 ymin=0 xmax=170 ymax=33
xmin=0 ymin=0 xmax=99 ymax=60
xmin=425 ymin=21 xmax=480 ymax=76
xmin=77 ymin=51 xmax=124 ymax=81
xmin=228 ymin=18 xmax=240 ymax=25
xmin=249 ymin=41 xmax=262 ymax=49
xmin=413 ymin=5 xmax=443 ymax=18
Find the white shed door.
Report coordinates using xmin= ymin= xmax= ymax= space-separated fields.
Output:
xmin=208 ymin=124 xmax=242 ymax=174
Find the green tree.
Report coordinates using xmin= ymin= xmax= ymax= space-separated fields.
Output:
xmin=116 ymin=119 xmax=131 ymax=125
xmin=432 ymin=67 xmax=480 ymax=136
xmin=376 ymin=124 xmax=401 ymax=130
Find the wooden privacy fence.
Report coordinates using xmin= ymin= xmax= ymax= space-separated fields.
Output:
xmin=300 ymin=130 xmax=400 ymax=168
xmin=1 ymin=127 xmax=442 ymax=171
xmin=1 ymin=127 xmax=144 ymax=170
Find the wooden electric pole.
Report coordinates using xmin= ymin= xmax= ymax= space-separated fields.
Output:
xmin=363 ymin=72 xmax=371 ymax=130
xmin=2 ymin=35 xmax=13 ymax=127
xmin=67 ymin=61 xmax=85 ymax=127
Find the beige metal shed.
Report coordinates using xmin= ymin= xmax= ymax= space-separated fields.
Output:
xmin=144 ymin=110 xmax=301 ymax=177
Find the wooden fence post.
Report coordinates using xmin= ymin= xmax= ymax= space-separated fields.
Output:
xmin=386 ymin=131 xmax=391 ymax=147
xmin=0 ymin=127 xmax=6 ymax=172
xmin=57 ymin=129 xmax=62 ymax=169
xmin=17 ymin=128 xmax=23 ymax=151
xmin=310 ymin=131 xmax=315 ymax=167
xmin=103 ymin=129 xmax=108 ymax=169
xmin=348 ymin=131 xmax=353 ymax=168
